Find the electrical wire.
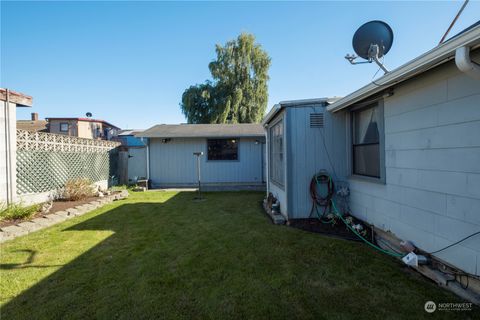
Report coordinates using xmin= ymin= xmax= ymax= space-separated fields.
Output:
xmin=428 ymin=231 xmax=480 ymax=255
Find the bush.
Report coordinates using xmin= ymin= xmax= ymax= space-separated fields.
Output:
xmin=62 ymin=178 xmax=95 ymax=201
xmin=0 ymin=203 xmax=40 ymax=221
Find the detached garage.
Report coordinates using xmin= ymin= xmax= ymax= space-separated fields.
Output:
xmin=136 ymin=124 xmax=265 ymax=188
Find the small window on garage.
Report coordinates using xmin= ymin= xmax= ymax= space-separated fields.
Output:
xmin=269 ymin=118 xmax=284 ymax=187
xmin=207 ymin=139 xmax=239 ymax=160
xmin=60 ymin=122 xmax=69 ymax=132
xmin=352 ymin=103 xmax=381 ymax=178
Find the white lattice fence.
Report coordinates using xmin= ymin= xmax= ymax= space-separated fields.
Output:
xmin=16 ymin=130 xmax=120 ymax=194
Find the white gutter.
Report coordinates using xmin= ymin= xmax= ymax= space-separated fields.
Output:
xmin=455 ymin=46 xmax=480 ymax=80
xmin=261 ymin=104 xmax=281 ymax=127
xmin=327 ymin=25 xmax=480 ymax=113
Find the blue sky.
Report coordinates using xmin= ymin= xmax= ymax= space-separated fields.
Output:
xmin=1 ymin=1 xmax=479 ymax=129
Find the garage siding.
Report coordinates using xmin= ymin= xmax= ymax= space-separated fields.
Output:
xmin=149 ymin=137 xmax=264 ymax=186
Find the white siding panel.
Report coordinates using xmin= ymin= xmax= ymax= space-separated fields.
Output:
xmin=386 ymin=121 xmax=480 ymax=150
xmin=386 ymin=148 xmax=480 ymax=173
xmin=437 ymin=94 xmax=480 ymax=125
xmin=347 ymin=58 xmax=480 ymax=275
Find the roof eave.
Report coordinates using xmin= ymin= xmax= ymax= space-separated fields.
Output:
xmin=327 ymin=25 xmax=480 ymax=113
xmin=0 ymin=88 xmax=33 ymax=107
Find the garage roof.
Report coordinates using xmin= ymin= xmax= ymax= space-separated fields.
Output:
xmin=136 ymin=124 xmax=265 ymax=138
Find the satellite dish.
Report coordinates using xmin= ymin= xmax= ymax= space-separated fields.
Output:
xmin=345 ymin=20 xmax=393 ymax=73
xmin=353 ymin=21 xmax=393 ymax=59
xmin=86 ymin=112 xmax=92 ymax=118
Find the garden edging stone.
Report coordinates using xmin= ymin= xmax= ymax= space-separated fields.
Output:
xmin=0 ymin=190 xmax=129 ymax=243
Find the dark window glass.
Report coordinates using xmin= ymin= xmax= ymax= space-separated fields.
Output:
xmin=60 ymin=123 xmax=69 ymax=132
xmin=207 ymin=139 xmax=238 ymax=160
xmin=352 ymin=104 xmax=380 ymax=178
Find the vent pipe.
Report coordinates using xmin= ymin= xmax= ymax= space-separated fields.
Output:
xmin=455 ymin=46 xmax=480 ymax=80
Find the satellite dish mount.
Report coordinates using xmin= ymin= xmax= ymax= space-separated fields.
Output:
xmin=345 ymin=20 xmax=394 ymax=74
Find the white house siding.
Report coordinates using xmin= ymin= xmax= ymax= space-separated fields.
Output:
xmin=0 ymin=101 xmax=17 ymax=204
xmin=149 ymin=137 xmax=264 ymax=186
xmin=347 ymin=55 xmax=480 ymax=276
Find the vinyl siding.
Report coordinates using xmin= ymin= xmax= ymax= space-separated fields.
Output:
xmin=149 ymin=137 xmax=264 ymax=186
xmin=287 ymin=105 xmax=347 ymax=219
xmin=347 ymin=54 xmax=480 ymax=275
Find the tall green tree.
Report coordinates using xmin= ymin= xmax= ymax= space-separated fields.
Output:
xmin=181 ymin=33 xmax=271 ymax=124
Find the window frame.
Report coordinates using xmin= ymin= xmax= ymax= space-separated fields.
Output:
xmin=269 ymin=116 xmax=285 ymax=188
xmin=59 ymin=122 xmax=69 ymax=132
xmin=347 ymin=100 xmax=386 ymax=184
xmin=206 ymin=138 xmax=240 ymax=161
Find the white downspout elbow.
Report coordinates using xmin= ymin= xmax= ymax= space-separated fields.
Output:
xmin=455 ymin=46 xmax=480 ymax=80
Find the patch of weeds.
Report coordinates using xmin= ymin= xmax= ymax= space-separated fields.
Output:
xmin=62 ymin=178 xmax=95 ymax=201
xmin=0 ymin=203 xmax=40 ymax=221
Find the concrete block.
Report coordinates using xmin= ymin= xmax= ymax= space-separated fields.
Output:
xmin=45 ymin=213 xmax=67 ymax=223
xmin=1 ymin=225 xmax=28 ymax=237
xmin=54 ymin=210 xmax=74 ymax=219
xmin=32 ymin=217 xmax=54 ymax=227
xmin=17 ymin=221 xmax=43 ymax=233
xmin=0 ymin=231 xmax=15 ymax=243
xmin=66 ymin=208 xmax=81 ymax=216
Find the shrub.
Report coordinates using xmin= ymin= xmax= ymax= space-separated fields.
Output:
xmin=0 ymin=203 xmax=40 ymax=221
xmin=62 ymin=178 xmax=95 ymax=201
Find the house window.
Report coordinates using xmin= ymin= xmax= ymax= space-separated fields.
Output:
xmin=60 ymin=123 xmax=69 ymax=132
xmin=207 ymin=139 xmax=238 ymax=160
xmin=270 ymin=118 xmax=284 ymax=186
xmin=352 ymin=104 xmax=380 ymax=178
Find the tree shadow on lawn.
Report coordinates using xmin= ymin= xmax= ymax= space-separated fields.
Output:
xmin=0 ymin=192 xmax=473 ymax=320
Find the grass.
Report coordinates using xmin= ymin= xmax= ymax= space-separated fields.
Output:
xmin=0 ymin=191 xmax=477 ymax=319
xmin=0 ymin=203 xmax=40 ymax=221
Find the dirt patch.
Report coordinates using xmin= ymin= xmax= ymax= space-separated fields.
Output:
xmin=0 ymin=196 xmax=102 ymax=228
xmin=289 ymin=218 xmax=374 ymax=242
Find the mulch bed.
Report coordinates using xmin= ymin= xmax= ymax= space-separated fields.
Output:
xmin=0 ymin=196 xmax=101 ymax=228
xmin=289 ymin=218 xmax=374 ymax=242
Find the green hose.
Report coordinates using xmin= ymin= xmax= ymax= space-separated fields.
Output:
xmin=330 ymin=199 xmax=404 ymax=258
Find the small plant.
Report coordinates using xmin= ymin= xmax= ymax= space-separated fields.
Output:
xmin=62 ymin=178 xmax=95 ymax=201
xmin=0 ymin=202 xmax=40 ymax=221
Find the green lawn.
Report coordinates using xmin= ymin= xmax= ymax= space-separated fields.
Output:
xmin=0 ymin=191 xmax=476 ymax=319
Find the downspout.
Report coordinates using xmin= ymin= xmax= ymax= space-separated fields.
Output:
xmin=455 ymin=46 xmax=480 ymax=80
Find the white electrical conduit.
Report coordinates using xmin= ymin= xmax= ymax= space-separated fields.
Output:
xmin=455 ymin=46 xmax=480 ymax=80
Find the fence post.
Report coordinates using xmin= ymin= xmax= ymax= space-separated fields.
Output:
xmin=1 ymin=93 xmax=18 ymax=205
xmin=118 ymin=151 xmax=129 ymax=185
